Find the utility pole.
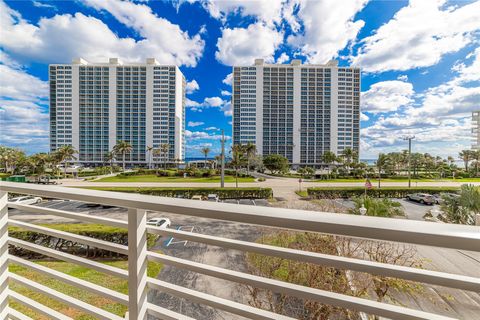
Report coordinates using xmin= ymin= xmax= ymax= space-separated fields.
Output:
xmin=220 ymin=129 xmax=225 ymax=188
xmin=403 ymin=135 xmax=415 ymax=188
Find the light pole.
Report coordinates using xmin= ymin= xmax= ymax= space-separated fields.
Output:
xmin=403 ymin=135 xmax=415 ymax=188
xmin=220 ymin=129 xmax=225 ymax=188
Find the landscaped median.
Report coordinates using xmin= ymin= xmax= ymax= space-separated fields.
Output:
xmin=81 ymin=186 xmax=273 ymax=199
xmin=307 ymin=186 xmax=460 ymax=199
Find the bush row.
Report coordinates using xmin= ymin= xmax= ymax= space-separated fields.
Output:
xmin=307 ymin=187 xmax=460 ymax=199
xmin=9 ymin=224 xmax=158 ymax=258
xmin=85 ymin=187 xmax=273 ymax=199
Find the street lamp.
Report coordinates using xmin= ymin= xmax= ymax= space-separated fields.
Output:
xmin=402 ymin=135 xmax=415 ymax=188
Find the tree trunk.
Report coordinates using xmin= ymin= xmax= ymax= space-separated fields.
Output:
xmin=63 ymin=160 xmax=67 ymax=178
xmin=378 ymin=167 xmax=381 ymax=188
xmin=122 ymin=153 xmax=125 ymax=172
xmin=235 ymin=168 xmax=238 ymax=188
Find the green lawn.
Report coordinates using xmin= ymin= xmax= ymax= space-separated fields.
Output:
xmin=95 ymin=174 xmax=255 ymax=183
xmin=10 ymin=259 xmax=162 ymax=319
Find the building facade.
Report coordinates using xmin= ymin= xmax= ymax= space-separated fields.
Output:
xmin=232 ymin=59 xmax=360 ymax=166
xmin=473 ymin=111 xmax=480 ymax=150
xmin=49 ymin=58 xmax=185 ymax=166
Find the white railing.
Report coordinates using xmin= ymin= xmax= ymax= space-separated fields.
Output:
xmin=0 ymin=181 xmax=479 ymax=320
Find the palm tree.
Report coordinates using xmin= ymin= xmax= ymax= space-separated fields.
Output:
xmin=114 ymin=140 xmax=132 ymax=172
xmin=201 ymin=146 xmax=211 ymax=169
xmin=160 ymin=143 xmax=170 ymax=169
xmin=146 ymin=146 xmax=154 ymax=169
xmin=376 ymin=153 xmax=390 ymax=188
xmin=230 ymin=144 xmax=245 ymax=188
xmin=104 ymin=150 xmax=116 ymax=174
xmin=56 ymin=145 xmax=78 ymax=178
xmin=322 ymin=151 xmax=337 ymax=179
xmin=459 ymin=150 xmax=472 ymax=172
xmin=245 ymin=142 xmax=257 ymax=175
xmin=472 ymin=150 xmax=480 ymax=177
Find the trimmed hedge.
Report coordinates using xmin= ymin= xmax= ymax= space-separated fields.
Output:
xmin=84 ymin=186 xmax=273 ymax=199
xmin=307 ymin=187 xmax=460 ymax=199
xmin=9 ymin=224 xmax=158 ymax=258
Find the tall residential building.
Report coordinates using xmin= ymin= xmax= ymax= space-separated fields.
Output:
xmin=49 ymin=58 xmax=185 ymax=166
xmin=473 ymin=111 xmax=480 ymax=150
xmin=232 ymin=59 xmax=360 ymax=166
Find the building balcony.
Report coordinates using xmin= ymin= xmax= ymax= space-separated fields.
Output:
xmin=0 ymin=181 xmax=479 ymax=320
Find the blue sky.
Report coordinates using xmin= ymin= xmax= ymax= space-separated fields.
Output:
xmin=0 ymin=0 xmax=479 ymax=159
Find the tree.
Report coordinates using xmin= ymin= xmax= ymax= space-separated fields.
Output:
xmin=230 ymin=144 xmax=246 ymax=188
xmin=298 ymin=167 xmax=315 ymax=179
xmin=322 ymin=151 xmax=337 ymax=179
xmin=0 ymin=146 xmax=25 ymax=174
xmin=375 ymin=153 xmax=389 ymax=188
xmin=201 ymin=146 xmax=211 ymax=169
xmin=104 ymin=150 xmax=116 ymax=174
xmin=146 ymin=146 xmax=154 ymax=169
xmin=459 ymin=150 xmax=473 ymax=172
xmin=263 ymin=154 xmax=289 ymax=174
xmin=350 ymin=196 xmax=404 ymax=217
xmin=245 ymin=142 xmax=257 ymax=175
xmin=160 ymin=143 xmax=170 ymax=169
xmin=56 ymin=145 xmax=78 ymax=178
xmin=440 ymin=185 xmax=480 ymax=225
xmin=113 ymin=140 xmax=132 ymax=172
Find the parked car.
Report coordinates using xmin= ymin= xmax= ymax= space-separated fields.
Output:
xmin=9 ymin=196 xmax=42 ymax=205
xmin=207 ymin=194 xmax=219 ymax=202
xmin=146 ymin=218 xmax=171 ymax=229
xmin=433 ymin=192 xmax=460 ymax=204
xmin=406 ymin=193 xmax=435 ymax=205
xmin=191 ymin=195 xmax=203 ymax=201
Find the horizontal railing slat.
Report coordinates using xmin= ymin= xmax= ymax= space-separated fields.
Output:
xmin=148 ymin=226 xmax=480 ymax=292
xmin=146 ymin=302 xmax=196 ymax=320
xmin=147 ymin=251 xmax=456 ymax=320
xmin=8 ymin=238 xmax=128 ymax=279
xmin=9 ymin=255 xmax=129 ymax=305
xmin=8 ymin=308 xmax=34 ymax=320
xmin=8 ymin=202 xmax=128 ymax=228
xmin=147 ymin=277 xmax=295 ymax=320
xmin=8 ymin=219 xmax=128 ymax=255
xmin=1 ymin=182 xmax=478 ymax=251
xmin=9 ymin=291 xmax=72 ymax=320
xmin=9 ymin=273 xmax=125 ymax=320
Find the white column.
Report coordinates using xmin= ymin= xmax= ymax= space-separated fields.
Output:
xmin=174 ymin=67 xmax=184 ymax=161
xmin=146 ymin=66 xmax=154 ymax=164
xmin=71 ymin=65 xmax=80 ymax=156
xmin=127 ymin=208 xmax=148 ymax=319
xmin=108 ymin=66 xmax=117 ymax=152
xmin=255 ymin=66 xmax=264 ymax=155
xmin=292 ymin=66 xmax=301 ymax=165
xmin=0 ymin=191 xmax=9 ymax=318
xmin=330 ymin=67 xmax=339 ymax=155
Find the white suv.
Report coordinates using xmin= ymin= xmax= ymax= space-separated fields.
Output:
xmin=146 ymin=218 xmax=171 ymax=229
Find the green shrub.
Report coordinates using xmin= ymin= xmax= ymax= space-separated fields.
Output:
xmin=83 ymin=187 xmax=273 ymax=199
xmin=349 ymin=196 xmax=404 ymax=217
xmin=258 ymin=177 xmax=266 ymax=182
xmin=307 ymin=186 xmax=460 ymax=199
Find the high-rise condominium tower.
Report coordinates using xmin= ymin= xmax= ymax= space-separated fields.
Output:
xmin=232 ymin=59 xmax=360 ymax=166
xmin=49 ymin=58 xmax=185 ymax=167
xmin=473 ymin=111 xmax=480 ymax=150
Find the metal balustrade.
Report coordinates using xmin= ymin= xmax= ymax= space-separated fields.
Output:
xmin=0 ymin=181 xmax=479 ymax=320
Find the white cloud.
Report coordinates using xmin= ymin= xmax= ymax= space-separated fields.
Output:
xmin=222 ymin=73 xmax=233 ymax=86
xmin=276 ymin=52 xmax=289 ymax=64
xmin=32 ymin=1 xmax=57 ymax=10
xmin=221 ymin=90 xmax=231 ymax=96
xmin=361 ymin=80 xmax=414 ymax=114
xmin=187 ymin=121 xmax=204 ymax=127
xmin=185 ymin=130 xmax=231 ymax=141
xmin=205 ymin=127 xmax=219 ymax=131
xmin=352 ymin=0 xmax=480 ymax=72
xmin=0 ymin=0 xmax=204 ymax=66
xmin=397 ymin=74 xmax=408 ymax=81
xmin=186 ymin=96 xmax=231 ymax=115
xmin=360 ymin=113 xmax=369 ymax=121
xmin=201 ymin=0 xmax=285 ymax=26
xmin=0 ymin=56 xmax=49 ymax=152
xmin=186 ymin=79 xmax=199 ymax=94
xmin=216 ymin=22 xmax=283 ymax=66
xmin=287 ymin=0 xmax=368 ymax=63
